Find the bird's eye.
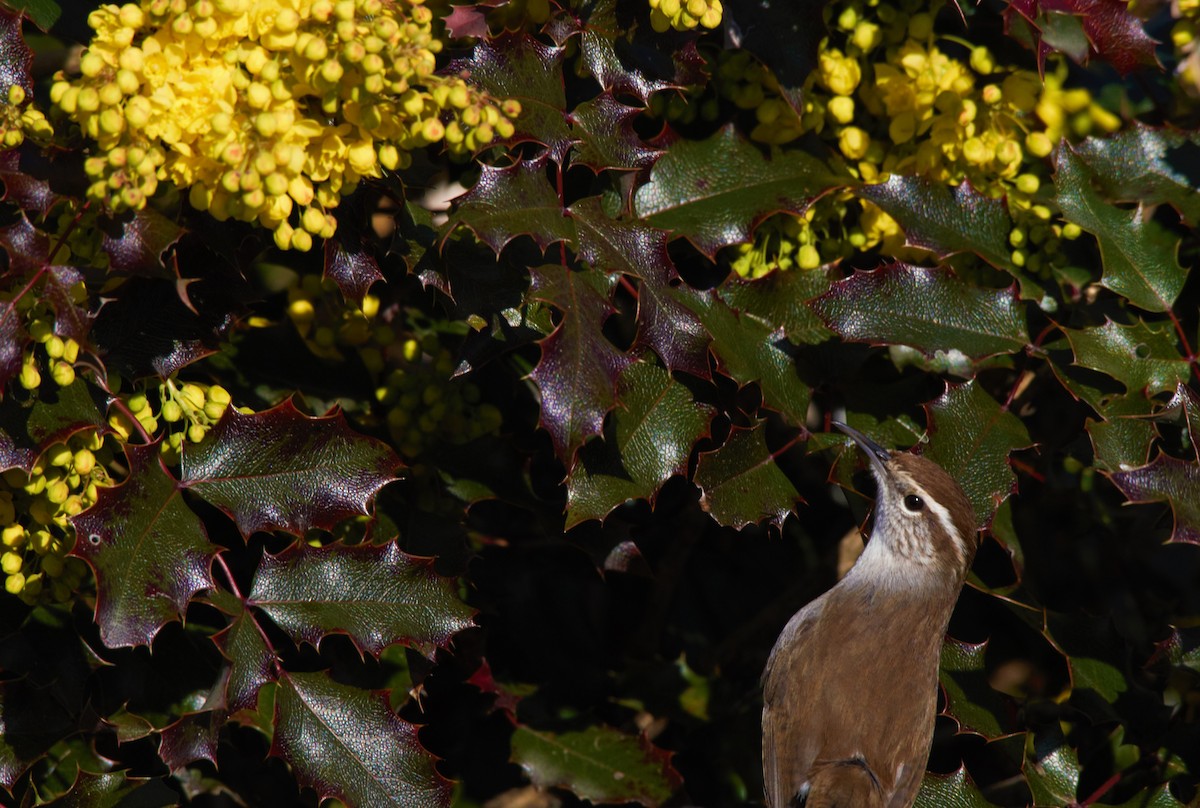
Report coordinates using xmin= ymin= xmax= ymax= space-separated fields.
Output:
xmin=903 ymin=494 xmax=924 ymax=512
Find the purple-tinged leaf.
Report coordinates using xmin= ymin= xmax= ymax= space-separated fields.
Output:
xmin=70 ymin=442 xmax=217 ymax=648
xmin=636 ymin=262 xmax=712 ymax=378
xmin=527 ymin=265 xmax=632 ymax=462
xmin=1110 ymin=454 xmax=1200 ymax=544
xmin=324 ymin=235 xmax=384 ymax=304
xmin=0 ymin=150 xmax=58 ymax=215
xmin=180 ymin=398 xmax=402 ymax=536
xmin=1007 ymin=0 xmax=1158 ymax=75
xmin=811 ymin=263 xmax=1028 ymax=361
xmin=634 ymin=126 xmax=844 ymax=258
xmin=210 ymin=592 xmax=276 ymax=714
xmin=566 ymin=361 xmax=714 ymax=528
xmin=0 ymin=295 xmax=25 ymax=394
xmin=694 ymin=421 xmax=801 ymax=528
xmin=510 ymin=723 xmax=681 ymax=807
xmin=444 ymin=156 xmax=573 ymax=254
xmin=43 ymin=265 xmax=91 ymax=343
xmin=939 ymin=638 xmax=1018 ymax=740
xmin=568 ymin=92 xmax=660 ymax=172
xmin=720 ymin=268 xmax=835 ymax=347
xmin=449 ymin=33 xmax=572 ymax=162
xmin=443 ymin=4 xmax=489 ymax=38
xmin=1064 ymin=318 xmax=1190 ymax=397
xmin=248 ymin=541 xmax=474 ymax=657
xmin=914 ymin=765 xmax=1001 ymax=808
xmin=158 ymin=712 xmax=219 ymax=774
xmin=0 ymin=214 xmax=49 ymax=275
xmin=272 ymin=670 xmax=451 ymax=807
xmin=0 ymin=377 xmax=103 ymax=472
xmin=1164 ymin=382 xmax=1200 ymax=461
xmin=37 ymin=770 xmax=176 ymax=807
xmin=1054 ymin=145 xmax=1185 ymax=312
xmin=0 ymin=7 xmax=33 ymax=99
xmin=101 ymin=207 xmax=185 ymax=277
xmin=925 ymin=380 xmax=1033 ymax=527
xmin=1073 ymin=125 xmax=1200 ymax=227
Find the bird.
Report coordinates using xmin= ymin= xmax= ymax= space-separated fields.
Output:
xmin=761 ymin=421 xmax=979 ymax=808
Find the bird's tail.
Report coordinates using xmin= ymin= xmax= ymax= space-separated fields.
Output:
xmin=802 ymin=757 xmax=885 ymax=808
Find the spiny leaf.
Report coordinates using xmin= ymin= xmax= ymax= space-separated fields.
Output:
xmin=914 ymin=765 xmax=1002 ymax=808
xmin=42 ymin=266 xmax=92 ymax=344
xmin=38 ymin=771 xmax=178 ymax=808
xmin=158 ymin=712 xmax=219 ymax=773
xmin=925 ymin=381 xmax=1033 ymax=526
xmin=719 ymin=268 xmax=835 ymax=347
xmin=0 ymin=150 xmax=57 ymax=215
xmin=1024 ymin=732 xmax=1080 ymax=807
xmin=181 ymin=399 xmax=401 ymax=536
xmin=1073 ymin=124 xmax=1200 ymax=227
xmin=1041 ymin=611 xmax=1134 ymax=703
xmin=566 ymin=361 xmax=714 ymax=528
xmin=100 ymin=206 xmax=185 ymax=277
xmin=1007 ymin=0 xmax=1159 ymax=75
xmin=0 ymin=214 xmax=49 ymax=275
xmin=1110 ymin=453 xmax=1200 ymax=544
xmin=810 ymin=263 xmax=1029 ymax=360
xmin=70 ymin=442 xmax=217 ymax=648
xmin=448 ymin=33 xmax=572 ymax=162
xmin=1054 ymin=145 xmax=1185 ymax=312
xmin=1165 ymin=382 xmax=1200 ymax=460
xmin=0 ymin=7 xmax=32 ymax=99
xmin=527 ymin=265 xmax=632 ymax=462
xmin=444 ymin=156 xmax=573 ymax=254
xmin=633 ymin=126 xmax=845 ymax=258
xmin=694 ymin=421 xmax=801 ymax=528
xmin=248 ymin=540 xmax=475 ymax=656
xmin=0 ymin=295 xmax=26 ymax=395
xmin=510 ymin=723 xmax=681 ymax=807
xmin=568 ymin=92 xmax=659 ymax=171
xmin=209 ymin=591 xmax=277 ymax=713
xmin=324 ymin=233 xmax=384 ymax=304
xmin=1084 ymin=394 xmax=1156 ymax=473
xmin=0 ymin=377 xmax=104 ymax=472
xmin=939 ymin=638 xmax=1017 ymax=740
xmin=272 ymin=670 xmax=451 ymax=807
xmin=1064 ymin=318 xmax=1190 ymax=397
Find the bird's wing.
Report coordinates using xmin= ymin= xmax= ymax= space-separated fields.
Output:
xmin=761 ymin=600 xmax=826 ymax=808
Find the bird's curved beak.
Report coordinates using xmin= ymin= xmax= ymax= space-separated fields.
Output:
xmin=831 ymin=421 xmax=892 ymax=479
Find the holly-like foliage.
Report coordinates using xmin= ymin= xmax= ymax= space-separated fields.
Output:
xmin=0 ymin=0 xmax=1197 ymax=805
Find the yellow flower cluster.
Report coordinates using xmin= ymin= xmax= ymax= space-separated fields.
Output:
xmin=1172 ymin=0 xmax=1200 ymax=98
xmin=51 ymin=0 xmax=521 ymax=251
xmin=107 ymin=379 xmax=237 ymax=463
xmin=649 ymin=0 xmax=722 ymax=32
xmin=14 ymin=297 xmax=87 ymax=392
xmin=0 ymin=85 xmax=53 ymax=150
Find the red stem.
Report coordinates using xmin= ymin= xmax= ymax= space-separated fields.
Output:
xmin=1077 ymin=771 xmax=1121 ymax=806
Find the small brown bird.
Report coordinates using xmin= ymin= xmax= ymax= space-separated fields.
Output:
xmin=761 ymin=422 xmax=979 ymax=808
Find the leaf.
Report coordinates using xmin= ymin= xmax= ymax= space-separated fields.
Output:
xmin=1072 ymin=124 xmax=1200 ymax=227
xmin=810 ymin=263 xmax=1029 ymax=360
xmin=1018 ymin=0 xmax=1158 ymax=75
xmin=248 ymin=540 xmax=474 ymax=656
xmin=42 ymin=266 xmax=92 ymax=344
xmin=1024 ymin=732 xmax=1080 ymax=807
xmin=39 ymin=771 xmax=179 ymax=808
xmin=0 ymin=677 xmax=78 ymax=788
xmin=444 ymin=156 xmax=573 ymax=254
xmin=158 ymin=712 xmax=219 ymax=773
xmin=272 ymin=670 xmax=451 ymax=807
xmin=0 ymin=214 xmax=49 ymax=275
xmin=914 ymin=765 xmax=1001 ymax=808
xmin=180 ymin=398 xmax=402 ymax=536
xmin=722 ymin=0 xmax=827 ymax=110
xmin=210 ymin=594 xmax=276 ymax=713
xmin=925 ymin=381 xmax=1033 ymax=526
xmin=448 ymin=34 xmax=572 ymax=162
xmin=100 ymin=207 xmax=185 ymax=277
xmin=1065 ymin=318 xmax=1190 ymax=397
xmin=442 ymin=4 xmax=488 ymax=37
xmin=1109 ymin=453 xmax=1200 ymax=544
xmin=633 ymin=126 xmax=845 ymax=258
xmin=70 ymin=442 xmax=217 ymax=648
xmin=510 ymin=723 xmax=680 ymax=806
xmin=694 ymin=421 xmax=801 ymax=528
xmin=565 ymin=361 xmax=714 ymax=528
xmin=1084 ymin=394 xmax=1156 ymax=473
xmin=0 ymin=7 xmax=32 ymax=98
xmin=719 ymin=268 xmax=835 ymax=347
xmin=1164 ymin=382 xmax=1200 ymax=461
xmin=1041 ymin=611 xmax=1133 ymax=703
xmin=0 ymin=150 xmax=58 ymax=215
xmin=0 ymin=295 xmax=26 ymax=396
xmin=1054 ymin=145 xmax=1185 ymax=312
xmin=527 ymin=265 xmax=633 ymax=462
xmin=324 ymin=232 xmax=384 ymax=304
xmin=939 ymin=638 xmax=1016 ymax=740
xmin=856 ymin=177 xmax=1017 ymax=275
xmin=0 ymin=377 xmax=104 ymax=472
xmin=568 ymin=92 xmax=659 ymax=172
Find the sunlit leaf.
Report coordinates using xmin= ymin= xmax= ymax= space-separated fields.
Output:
xmin=1065 ymin=318 xmax=1190 ymax=397
xmin=1073 ymin=124 xmax=1200 ymax=227
xmin=444 ymin=156 xmax=573 ymax=254
xmin=569 ymin=92 xmax=659 ymax=171
xmin=1109 ymin=453 xmax=1200 ymax=544
xmin=914 ymin=765 xmax=1002 ymax=808
xmin=694 ymin=421 xmax=801 ymax=528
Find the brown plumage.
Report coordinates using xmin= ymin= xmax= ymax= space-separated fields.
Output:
xmin=761 ymin=424 xmax=979 ymax=808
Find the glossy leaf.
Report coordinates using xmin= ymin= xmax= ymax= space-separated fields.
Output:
xmin=210 ymin=592 xmax=276 ymax=713
xmin=510 ymin=723 xmax=680 ymax=806
xmin=158 ymin=712 xmax=219 ymax=773
xmin=719 ymin=268 xmax=835 ymax=347
xmin=1054 ymin=145 xmax=1185 ymax=312
xmin=1006 ymin=0 xmax=1158 ymax=75
xmin=249 ymin=540 xmax=474 ymax=656
xmin=1073 ymin=125 xmax=1200 ymax=226
xmin=566 ymin=361 xmax=714 ymax=528
xmin=810 ymin=263 xmax=1028 ymax=360
xmin=914 ymin=766 xmax=1002 ymax=808
xmin=1065 ymin=318 xmax=1190 ymax=397
xmin=1165 ymin=382 xmax=1200 ymax=460
xmin=0 ymin=214 xmax=48 ymax=275
xmin=181 ymin=398 xmax=402 ymax=536
xmin=1084 ymin=394 xmax=1156 ymax=472
xmin=444 ymin=156 xmax=573 ymax=254
xmin=939 ymin=638 xmax=1015 ymax=740
xmin=100 ymin=207 xmax=185 ymax=277
xmin=0 ymin=298 xmax=24 ymax=396
xmin=70 ymin=442 xmax=217 ymax=648
xmin=0 ymin=150 xmax=57 ymax=215
xmin=0 ymin=377 xmax=104 ymax=472
xmin=1110 ymin=453 xmax=1200 ymax=544
xmin=0 ymin=7 xmax=32 ymax=98
xmin=633 ymin=126 xmax=845 ymax=258
xmin=1024 ymin=732 xmax=1080 ymax=807
xmin=527 ymin=265 xmax=633 ymax=462
xmin=39 ymin=771 xmax=178 ymax=808
xmin=324 ymin=234 xmax=384 ymax=303
xmin=272 ymin=671 xmax=451 ymax=807
xmin=694 ymin=421 xmax=801 ymax=528
xmin=42 ymin=265 xmax=91 ymax=343
xmin=569 ymin=92 xmax=659 ymax=171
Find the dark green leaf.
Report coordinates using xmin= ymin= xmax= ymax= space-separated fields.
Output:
xmin=0 ymin=378 xmax=103 ymax=472
xmin=1110 ymin=453 xmax=1200 ymax=544
xmin=925 ymin=381 xmax=1033 ymax=526
xmin=70 ymin=442 xmax=217 ymax=648
xmin=1024 ymin=733 xmax=1080 ymax=807
xmin=1054 ymin=145 xmax=1185 ymax=312
xmin=181 ymin=398 xmax=402 ymax=536
xmin=1073 ymin=124 xmax=1200 ymax=227
xmin=210 ymin=594 xmax=276 ymax=713
xmin=694 ymin=421 xmax=801 ymax=528
xmin=1041 ymin=612 xmax=1131 ymax=702
xmin=0 ymin=677 xmax=77 ymax=788
xmin=719 ymin=268 xmax=835 ymax=347
xmin=510 ymin=723 xmax=680 ymax=806
xmin=1 ymin=0 xmax=60 ymax=32
xmin=914 ymin=765 xmax=1001 ymax=808
xmin=939 ymin=638 xmax=1015 ymax=740
xmin=1065 ymin=318 xmax=1190 ymax=397
xmin=39 ymin=770 xmax=179 ymax=808
xmin=272 ymin=671 xmax=451 ymax=807
xmin=810 ymin=263 xmax=1028 ymax=360
xmin=633 ymin=126 xmax=845 ymax=258
xmin=1109 ymin=784 xmax=1189 ymax=808
xmin=1085 ymin=394 xmax=1156 ymax=473
xmin=249 ymin=540 xmax=475 ymax=656
xmin=444 ymin=156 xmax=573 ymax=254
xmin=566 ymin=361 xmax=714 ymax=528
xmin=569 ymin=92 xmax=659 ymax=171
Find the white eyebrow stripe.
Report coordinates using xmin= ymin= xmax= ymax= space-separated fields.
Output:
xmin=893 ymin=470 xmax=968 ymax=566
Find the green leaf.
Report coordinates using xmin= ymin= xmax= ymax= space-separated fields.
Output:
xmin=925 ymin=381 xmax=1033 ymax=526
xmin=939 ymin=638 xmax=1015 ymax=740
xmin=249 ymin=540 xmax=475 ymax=656
xmin=633 ymin=126 xmax=845 ymax=257
xmin=914 ymin=765 xmax=1002 ymax=808
xmin=272 ymin=671 xmax=451 ymax=807
xmin=510 ymin=723 xmax=680 ymax=806
xmin=1072 ymin=124 xmax=1200 ymax=227
xmin=1054 ymin=145 xmax=1185 ymax=313
xmin=719 ymin=268 xmax=835 ymax=347
xmin=38 ymin=770 xmax=179 ymax=808
xmin=810 ymin=263 xmax=1029 ymax=360
xmin=527 ymin=265 xmax=633 ymax=462
xmin=1 ymin=0 xmax=61 ymax=32
xmin=566 ymin=361 xmax=714 ymax=528
xmin=1024 ymin=733 xmax=1080 ymax=807
xmin=1166 ymin=382 xmax=1200 ymax=460
xmin=569 ymin=92 xmax=659 ymax=171
xmin=1110 ymin=453 xmax=1200 ymax=544
xmin=70 ymin=442 xmax=217 ymax=648
xmin=1109 ymin=784 xmax=1189 ymax=808
xmin=1065 ymin=318 xmax=1190 ymax=397
xmin=1085 ymin=394 xmax=1156 ymax=472
xmin=1041 ymin=611 xmax=1132 ymax=702
xmin=694 ymin=421 xmax=801 ymax=528
xmin=0 ymin=378 xmax=104 ymax=472
xmin=443 ymin=156 xmax=573 ymax=254
xmin=180 ymin=398 xmax=402 ymax=536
